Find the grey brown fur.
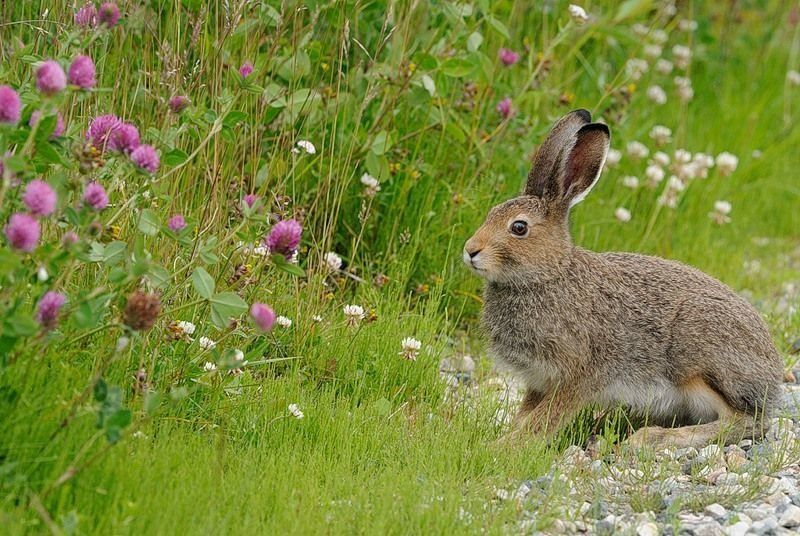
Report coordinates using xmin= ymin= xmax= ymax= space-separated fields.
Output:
xmin=464 ymin=109 xmax=783 ymax=448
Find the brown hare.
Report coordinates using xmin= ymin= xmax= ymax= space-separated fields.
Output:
xmin=464 ymin=109 xmax=783 ymax=449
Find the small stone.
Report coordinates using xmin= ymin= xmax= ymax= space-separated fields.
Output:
xmin=779 ymin=504 xmax=800 ymax=528
xmin=715 ymin=473 xmax=740 ymax=487
xmin=514 ymin=481 xmax=532 ymax=500
xmin=791 ymin=493 xmax=800 ymax=506
xmin=724 ymin=521 xmax=749 ymax=536
xmin=790 ymin=338 xmax=800 ymax=354
xmin=743 ymin=507 xmax=770 ymax=521
xmin=705 ymin=503 xmax=727 ymax=519
xmin=699 ymin=444 xmax=722 ymax=459
xmin=636 ymin=521 xmax=659 ymax=536
xmin=692 ymin=522 xmax=724 ymax=536
xmin=750 ymin=518 xmax=778 ymax=534
xmin=595 ymin=515 xmax=616 ymax=536
xmin=590 ymin=459 xmax=604 ymax=473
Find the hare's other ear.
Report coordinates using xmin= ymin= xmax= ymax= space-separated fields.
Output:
xmin=561 ymin=123 xmax=610 ymax=207
xmin=524 ymin=109 xmax=592 ymax=200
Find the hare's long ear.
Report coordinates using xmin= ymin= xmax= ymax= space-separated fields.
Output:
xmin=560 ymin=123 xmax=610 ymax=207
xmin=524 ymin=109 xmax=592 ymax=200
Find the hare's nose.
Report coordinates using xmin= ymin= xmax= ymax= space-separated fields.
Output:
xmin=467 ymin=248 xmax=481 ymax=259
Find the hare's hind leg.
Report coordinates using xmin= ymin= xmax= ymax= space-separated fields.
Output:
xmin=498 ymin=385 xmax=585 ymax=444
xmin=627 ymin=414 xmax=760 ymax=450
xmin=628 ymin=377 xmax=766 ymax=450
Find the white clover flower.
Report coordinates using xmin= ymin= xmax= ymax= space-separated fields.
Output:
xmin=622 ymin=175 xmax=640 ymax=189
xmin=678 ymin=19 xmax=698 ymax=32
xmin=203 ymin=361 xmax=217 ymax=372
xmin=674 ymin=148 xmax=692 ymax=164
xmin=399 ymin=337 xmax=422 ymax=361
xmin=672 ymin=45 xmax=692 ymax=69
xmin=632 ymin=23 xmax=648 ymax=37
xmin=324 ymin=251 xmax=342 ymax=271
xmin=625 ymin=58 xmax=649 ymax=81
xmin=645 ymin=165 xmax=665 ymax=186
xmin=176 ymin=320 xmax=196 ymax=336
xmin=691 ymin=153 xmax=715 ymax=179
xmin=643 ymin=44 xmax=663 ymax=59
xmin=710 ymin=200 xmax=732 ymax=224
xmin=647 ymin=85 xmax=667 ymax=105
xmin=233 ymin=349 xmax=246 ymax=363
xmin=276 ymin=316 xmax=292 ymax=328
xmin=289 ymin=250 xmax=299 ymax=265
xmin=605 ymin=148 xmax=622 ymax=168
xmin=649 ymin=125 xmax=672 ymax=146
xmin=252 ymin=245 xmax=269 ymax=257
xmin=661 ymin=2 xmax=677 ymax=17
xmin=650 ymin=29 xmax=668 ymax=44
xmin=715 ymin=152 xmax=738 ymax=176
xmin=288 ymin=403 xmax=305 ymax=419
xmin=360 ymin=173 xmax=381 ymax=198
xmin=614 ymin=207 xmax=632 ymax=222
xmin=293 ymin=140 xmax=316 ymax=154
xmin=37 ymin=265 xmax=49 ymax=282
xmin=312 ymin=315 xmax=323 ymax=323
xmin=199 ymin=336 xmax=216 ymax=350
xmin=788 ymin=70 xmax=800 ymax=87
xmin=626 ymin=141 xmax=649 ymax=160
xmin=655 ymin=59 xmax=674 ymax=75
xmin=652 ymin=151 xmax=670 ymax=167
xmin=657 ymin=176 xmax=685 ymax=208
xmin=343 ymin=304 xmax=365 ymax=326
xmin=568 ymin=4 xmax=589 ymax=24
xmin=674 ymin=76 xmax=694 ymax=102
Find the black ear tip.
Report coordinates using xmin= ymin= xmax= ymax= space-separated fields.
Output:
xmin=577 ymin=122 xmax=611 ymax=138
xmin=572 ymin=109 xmax=592 ymax=122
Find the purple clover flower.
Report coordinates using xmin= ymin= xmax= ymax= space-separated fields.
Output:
xmin=167 ymin=214 xmax=186 ymax=232
xmin=86 ymin=114 xmax=122 ymax=152
xmin=62 ymin=231 xmax=79 ymax=245
xmin=5 ymin=213 xmax=40 ymax=252
xmin=29 ymin=110 xmax=65 ymax=138
xmin=498 ymin=48 xmax=520 ymax=66
xmin=243 ymin=194 xmax=259 ymax=208
xmin=250 ymin=303 xmax=276 ymax=332
xmin=75 ymin=3 xmax=97 ymax=28
xmin=239 ymin=62 xmax=254 ymax=78
xmin=0 ymin=86 xmax=21 ymax=124
xmin=23 ymin=180 xmax=57 ymax=217
xmin=68 ymin=55 xmax=96 ymax=89
xmin=266 ymin=219 xmax=301 ymax=259
xmin=36 ymin=61 xmax=67 ymax=96
xmin=496 ymin=97 xmax=512 ymax=119
xmin=168 ymin=95 xmax=190 ymax=113
xmin=130 ymin=144 xmax=159 ymax=173
xmin=83 ymin=181 xmax=109 ymax=211
xmin=109 ymin=122 xmax=140 ymax=154
xmin=98 ymin=2 xmax=120 ymax=27
xmin=36 ymin=291 xmax=66 ymax=330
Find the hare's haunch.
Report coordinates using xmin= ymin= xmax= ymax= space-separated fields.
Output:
xmin=464 ymin=110 xmax=782 ymax=449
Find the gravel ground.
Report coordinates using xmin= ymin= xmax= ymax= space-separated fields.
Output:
xmin=440 ymin=361 xmax=800 ymax=535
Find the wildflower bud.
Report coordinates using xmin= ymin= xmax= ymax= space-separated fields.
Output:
xmin=496 ymin=97 xmax=512 ymax=119
xmin=239 ymin=62 xmax=254 ymax=78
xmin=36 ymin=60 xmax=67 ymax=96
xmin=168 ymin=214 xmax=186 ymax=232
xmin=0 ymin=85 xmax=21 ymax=124
xmin=123 ymin=291 xmax=161 ymax=331
xmin=168 ymin=95 xmax=190 ymax=113
xmin=36 ymin=291 xmax=66 ymax=330
xmin=250 ymin=302 xmax=276 ymax=331
xmin=68 ymin=55 xmax=96 ymax=89
xmin=5 ymin=213 xmax=40 ymax=252
xmin=98 ymin=2 xmax=121 ymax=27
xmin=498 ymin=48 xmax=520 ymax=66
xmin=74 ymin=3 xmax=97 ymax=28
xmin=266 ymin=219 xmax=302 ymax=259
xmin=23 ymin=180 xmax=57 ymax=217
xmin=130 ymin=144 xmax=160 ymax=173
xmin=83 ymin=181 xmax=109 ymax=211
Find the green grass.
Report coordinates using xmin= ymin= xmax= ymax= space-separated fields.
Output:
xmin=1 ymin=0 xmax=799 ymax=533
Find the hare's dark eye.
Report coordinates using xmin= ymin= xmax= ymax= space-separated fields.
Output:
xmin=510 ymin=220 xmax=528 ymax=237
